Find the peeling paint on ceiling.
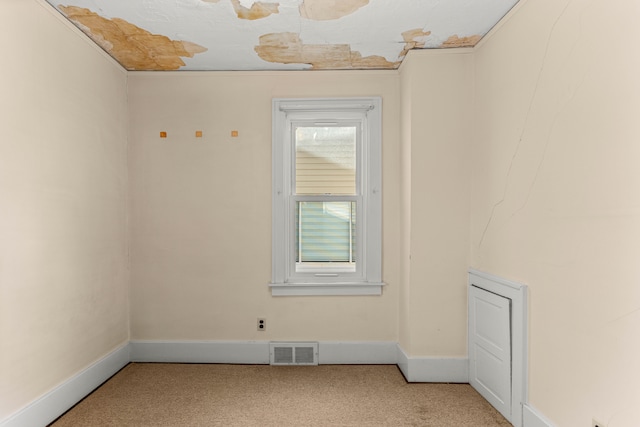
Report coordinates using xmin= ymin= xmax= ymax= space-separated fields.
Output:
xmin=442 ymin=34 xmax=484 ymax=48
xmin=231 ymin=0 xmax=280 ymax=20
xmin=49 ymin=0 xmax=520 ymax=71
xmin=59 ymin=6 xmax=207 ymax=70
xmin=255 ymin=32 xmax=398 ymax=69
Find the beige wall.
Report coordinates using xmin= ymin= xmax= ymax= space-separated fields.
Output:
xmin=0 ymin=0 xmax=129 ymax=421
xmin=128 ymin=71 xmax=401 ymax=341
xmin=472 ymin=0 xmax=640 ymax=425
xmin=398 ymin=45 xmax=414 ymax=352
xmin=7 ymin=0 xmax=640 ymax=425
xmin=398 ymin=50 xmax=473 ymax=356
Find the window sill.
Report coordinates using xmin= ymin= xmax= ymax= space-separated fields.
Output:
xmin=268 ymin=282 xmax=385 ymax=296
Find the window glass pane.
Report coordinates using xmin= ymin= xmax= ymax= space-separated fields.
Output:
xmin=295 ymin=201 xmax=356 ymax=272
xmin=295 ymin=126 xmax=356 ymax=195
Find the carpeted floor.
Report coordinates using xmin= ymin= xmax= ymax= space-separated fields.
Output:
xmin=50 ymin=363 xmax=511 ymax=426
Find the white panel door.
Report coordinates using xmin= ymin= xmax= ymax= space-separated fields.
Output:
xmin=469 ymin=285 xmax=511 ymax=420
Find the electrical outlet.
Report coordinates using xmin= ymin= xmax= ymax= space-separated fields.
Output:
xmin=592 ymin=419 xmax=605 ymax=427
xmin=257 ymin=318 xmax=266 ymax=332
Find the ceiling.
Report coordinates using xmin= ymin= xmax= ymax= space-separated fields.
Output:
xmin=46 ymin=0 xmax=520 ymax=71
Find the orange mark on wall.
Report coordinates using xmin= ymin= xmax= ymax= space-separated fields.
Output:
xmin=441 ymin=34 xmax=482 ymax=48
xmin=231 ymin=0 xmax=279 ymax=20
xmin=58 ymin=6 xmax=207 ymax=71
xmin=255 ymin=33 xmax=398 ymax=70
xmin=299 ymin=0 xmax=369 ymax=21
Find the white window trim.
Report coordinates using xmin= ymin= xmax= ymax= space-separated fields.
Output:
xmin=270 ymin=97 xmax=384 ymax=296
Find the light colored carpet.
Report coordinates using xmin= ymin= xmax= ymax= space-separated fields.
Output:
xmin=50 ymin=363 xmax=511 ymax=426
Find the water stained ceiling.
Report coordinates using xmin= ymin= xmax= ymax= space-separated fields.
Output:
xmin=46 ymin=0 xmax=521 ymax=71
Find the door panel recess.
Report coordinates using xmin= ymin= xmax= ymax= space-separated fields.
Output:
xmin=468 ymin=269 xmax=528 ymax=427
xmin=469 ymin=285 xmax=511 ymax=419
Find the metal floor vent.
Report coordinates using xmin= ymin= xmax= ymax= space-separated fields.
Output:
xmin=269 ymin=342 xmax=318 ymax=366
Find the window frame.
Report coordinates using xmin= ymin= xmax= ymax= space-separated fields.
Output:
xmin=270 ymin=98 xmax=384 ymax=296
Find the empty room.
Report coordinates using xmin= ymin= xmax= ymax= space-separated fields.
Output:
xmin=1 ymin=0 xmax=639 ymax=426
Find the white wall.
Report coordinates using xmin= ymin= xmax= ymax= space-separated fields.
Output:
xmin=472 ymin=0 xmax=640 ymax=425
xmin=127 ymin=71 xmax=401 ymax=342
xmin=0 ymin=0 xmax=129 ymax=421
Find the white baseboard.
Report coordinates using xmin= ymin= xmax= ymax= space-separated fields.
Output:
xmin=130 ymin=340 xmax=398 ymax=365
xmin=396 ymin=345 xmax=469 ymax=383
xmin=318 ymin=341 xmax=397 ymax=364
xmin=0 ymin=342 xmax=130 ymax=427
xmin=130 ymin=340 xmax=271 ymax=364
xmin=523 ymin=404 xmax=555 ymax=427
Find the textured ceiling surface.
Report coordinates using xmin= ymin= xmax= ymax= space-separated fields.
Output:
xmin=47 ymin=0 xmax=520 ymax=71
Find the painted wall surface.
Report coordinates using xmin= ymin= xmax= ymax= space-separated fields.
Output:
xmin=0 ymin=0 xmax=129 ymax=421
xmin=398 ymin=51 xmax=473 ymax=356
xmin=128 ymin=71 xmax=401 ymax=342
xmin=398 ymin=48 xmax=414 ymax=351
xmin=472 ymin=0 xmax=640 ymax=425
xmin=8 ymin=1 xmax=640 ymax=424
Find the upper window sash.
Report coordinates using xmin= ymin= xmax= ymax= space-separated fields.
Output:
xmin=291 ymin=120 xmax=362 ymax=197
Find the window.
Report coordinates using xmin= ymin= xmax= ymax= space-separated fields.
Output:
xmin=270 ymin=98 xmax=384 ymax=296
